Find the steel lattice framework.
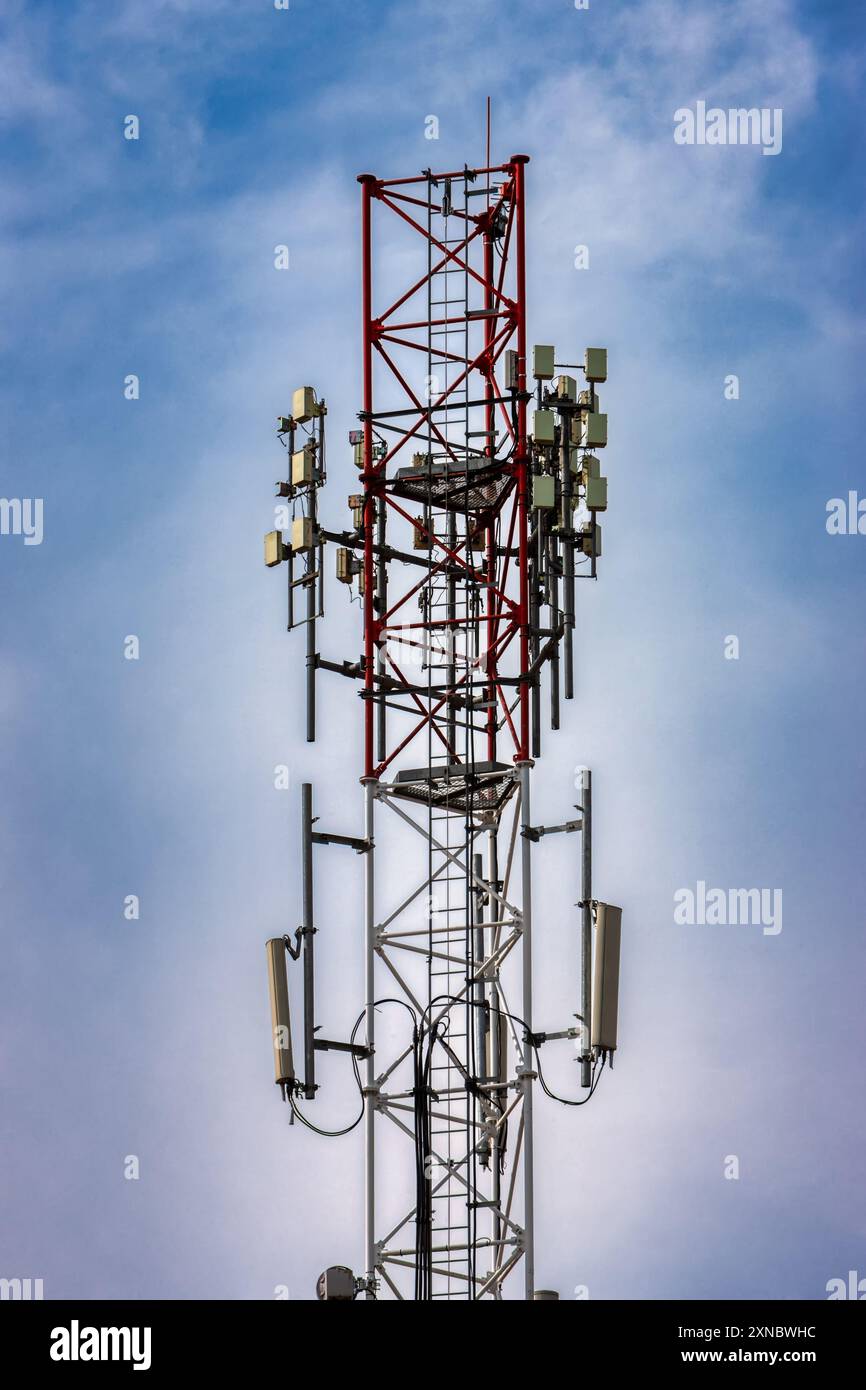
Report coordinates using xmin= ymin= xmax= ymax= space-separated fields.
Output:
xmin=264 ymin=149 xmax=617 ymax=1302
xmin=357 ymin=158 xmax=535 ymax=1300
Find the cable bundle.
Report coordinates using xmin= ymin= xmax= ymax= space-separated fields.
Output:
xmin=412 ymin=1019 xmax=440 ymax=1301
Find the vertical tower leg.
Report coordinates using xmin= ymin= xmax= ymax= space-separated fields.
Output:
xmin=363 ymin=778 xmax=377 ymax=1297
xmin=518 ymin=761 xmax=535 ymax=1299
xmin=512 ymin=154 xmax=530 ymax=765
xmin=486 ymin=824 xmax=502 ymax=1261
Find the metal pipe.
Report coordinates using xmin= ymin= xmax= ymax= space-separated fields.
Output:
xmin=531 ymin=522 xmax=542 ymax=758
xmin=363 ymin=778 xmax=377 ymax=1296
xmin=446 ymin=511 xmax=457 ymax=756
xmin=306 ymin=466 xmax=317 ymax=743
xmin=549 ymin=529 xmax=560 ymax=730
xmin=287 ymin=420 xmax=295 ymax=633
xmin=472 ymin=851 xmax=487 ymax=1098
xmin=486 ymin=825 xmax=502 ymax=1252
xmin=561 ymin=408 xmax=575 ymax=699
xmin=518 ymin=761 xmax=535 ymax=1298
xmin=301 ymin=782 xmax=316 ymax=1098
xmin=580 ymin=768 xmax=592 ymax=1087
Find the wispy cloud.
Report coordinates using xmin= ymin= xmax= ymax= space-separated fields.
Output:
xmin=0 ymin=0 xmax=863 ymax=1300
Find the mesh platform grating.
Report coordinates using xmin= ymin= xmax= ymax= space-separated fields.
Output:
xmin=386 ymin=761 xmax=517 ymax=817
xmin=390 ymin=459 xmax=513 ymax=514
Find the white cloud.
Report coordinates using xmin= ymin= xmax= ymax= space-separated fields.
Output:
xmin=1 ymin=0 xmax=861 ymax=1301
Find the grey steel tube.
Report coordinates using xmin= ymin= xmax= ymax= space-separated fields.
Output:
xmin=580 ymin=769 xmax=592 ymax=1088
xmin=301 ymin=782 xmax=316 ymax=1098
xmin=561 ymin=409 xmax=575 ymax=700
xmin=472 ymin=852 xmax=487 ymax=1090
xmin=487 ymin=827 xmax=502 ymax=1248
xmin=363 ymin=779 xmax=376 ymax=1297
xmin=530 ymin=529 xmax=541 ymax=758
xmin=519 ymin=762 xmax=535 ymax=1298
xmin=306 ymin=463 xmax=317 ymax=743
xmin=287 ymin=421 xmax=296 ymax=633
xmin=549 ymin=531 xmax=560 ymax=731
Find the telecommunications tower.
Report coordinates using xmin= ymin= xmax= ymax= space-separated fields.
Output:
xmin=263 ymin=148 xmax=622 ymax=1301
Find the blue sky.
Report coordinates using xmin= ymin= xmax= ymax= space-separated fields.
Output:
xmin=1 ymin=0 xmax=865 ymax=1299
